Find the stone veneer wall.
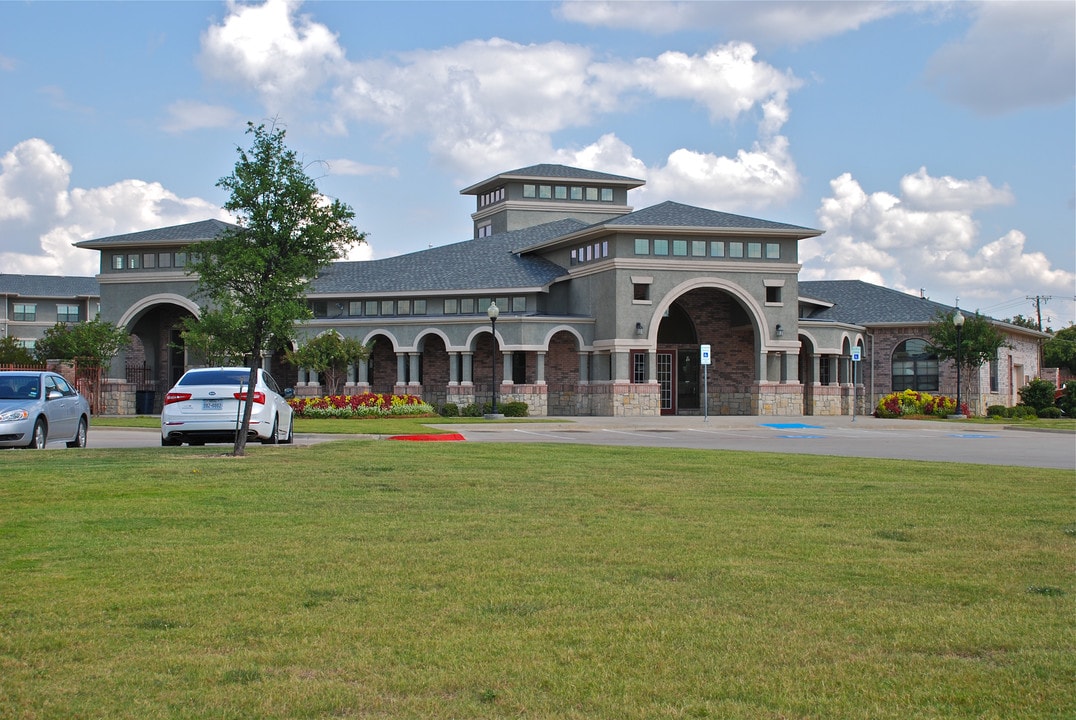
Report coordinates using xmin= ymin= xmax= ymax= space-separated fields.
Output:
xmin=99 ymin=379 xmax=138 ymax=416
xmin=753 ymin=382 xmax=804 ymax=416
xmin=586 ymin=382 xmax=661 ymax=417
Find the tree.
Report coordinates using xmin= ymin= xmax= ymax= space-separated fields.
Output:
xmin=1018 ymin=378 xmax=1056 ymax=412
xmin=928 ymin=311 xmax=1010 ymax=374
xmin=1042 ymin=325 xmax=1076 ymax=374
xmin=185 ymin=121 xmax=365 ymax=456
xmin=1005 ymin=314 xmax=1039 ymax=330
xmin=0 ymin=335 xmax=36 ymax=366
xmin=33 ymin=317 xmax=130 ymax=368
xmin=285 ymin=332 xmax=371 ymax=396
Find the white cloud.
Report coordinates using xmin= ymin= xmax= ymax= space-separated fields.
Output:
xmin=162 ymin=100 xmax=241 ymax=133
xmin=0 ymin=139 xmax=227 ymax=276
xmin=201 ymin=2 xmax=803 ymax=207
xmin=926 ymin=1 xmax=1076 ymax=114
xmin=804 ymin=169 xmax=1076 ymax=317
xmin=321 ymin=159 xmax=398 ymax=178
xmin=556 ymin=1 xmax=907 ymax=46
xmin=199 ymin=0 xmax=346 ymax=111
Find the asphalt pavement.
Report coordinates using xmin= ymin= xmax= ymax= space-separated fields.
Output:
xmin=67 ymin=416 xmax=1076 ymax=470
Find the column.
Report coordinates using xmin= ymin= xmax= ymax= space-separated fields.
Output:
xmin=449 ymin=352 xmax=460 ymax=386
xmin=535 ymin=351 xmax=546 ymax=385
xmin=613 ymin=351 xmax=630 ymax=383
xmin=578 ymin=352 xmax=590 ymax=384
xmin=358 ymin=358 xmax=369 ymax=384
xmin=462 ymin=352 xmax=474 ymax=386
xmin=395 ymin=353 xmax=407 ymax=385
xmin=408 ymin=353 xmax=421 ymax=387
xmin=502 ymin=352 xmax=513 ymax=386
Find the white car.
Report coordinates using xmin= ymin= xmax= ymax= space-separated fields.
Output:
xmin=161 ymin=367 xmax=294 ymax=446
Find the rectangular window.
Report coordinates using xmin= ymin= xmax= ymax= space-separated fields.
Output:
xmin=729 ymin=242 xmax=744 ymax=258
xmin=539 ymin=185 xmax=552 ymax=199
xmin=310 ymin=301 xmax=327 ymax=318
xmin=570 ymin=248 xmax=578 ymax=265
xmin=128 ymin=254 xmax=141 ymax=269
xmin=478 ymin=298 xmax=491 ymax=313
xmin=633 ymin=283 xmax=650 ymax=301
xmin=989 ymin=356 xmax=999 ymax=392
xmin=653 ymin=238 xmax=669 ymax=256
xmin=477 ymin=223 xmax=492 ymax=238
xmin=460 ymin=297 xmax=475 ymax=314
xmin=633 ymin=352 xmax=648 ymax=384
xmin=570 ymin=186 xmax=583 ymax=200
xmin=380 ymin=300 xmax=395 ymax=315
xmin=13 ymin=303 xmax=36 ymax=321
xmin=511 ymin=296 xmax=526 ymax=312
xmin=496 ymin=297 xmax=510 ymax=312
xmin=398 ymin=299 xmax=411 ymax=315
xmin=710 ymin=241 xmax=725 ymax=258
xmin=158 ymin=252 xmax=172 ymax=268
xmin=143 ymin=253 xmax=156 ymax=269
xmin=444 ymin=298 xmax=458 ymax=315
xmin=635 ymin=238 xmax=649 ymax=255
xmin=600 ymin=188 xmax=613 ymax=202
xmin=112 ymin=254 xmax=125 ymax=270
xmin=766 ymin=242 xmax=781 ymax=259
xmin=691 ymin=240 xmax=706 ymax=257
xmin=174 ymin=252 xmax=187 ymax=268
xmin=602 ymin=240 xmax=609 ymax=257
xmin=414 ymin=299 xmax=427 ymax=315
xmin=365 ymin=300 xmax=379 ymax=316
xmin=554 ymin=186 xmax=567 ymax=199
xmin=747 ymin=242 xmax=762 ymax=258
xmin=57 ymin=304 xmax=80 ymax=322
xmin=672 ymin=239 xmax=688 ymax=256
xmin=585 ymin=187 xmax=598 ymax=201
xmin=522 ymin=184 xmax=536 ymax=198
xmin=766 ymin=286 xmax=782 ymax=304
xmin=349 ymin=301 xmax=363 ymax=316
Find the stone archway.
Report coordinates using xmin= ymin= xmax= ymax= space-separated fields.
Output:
xmin=547 ymin=330 xmax=582 ymax=416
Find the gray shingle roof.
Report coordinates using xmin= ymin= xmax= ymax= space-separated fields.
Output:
xmin=607 ymin=201 xmax=819 ymax=234
xmin=0 ymin=274 xmax=99 ymax=298
xmin=75 ymin=219 xmax=239 ymax=249
xmin=800 ymin=280 xmax=964 ymax=325
xmin=311 ymin=219 xmax=585 ymax=295
xmin=460 ymin=164 xmax=644 ymax=194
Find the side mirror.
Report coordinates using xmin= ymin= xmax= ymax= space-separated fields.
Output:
xmin=47 ymin=389 xmax=64 ymax=400
xmin=284 ymin=387 xmax=295 ymax=399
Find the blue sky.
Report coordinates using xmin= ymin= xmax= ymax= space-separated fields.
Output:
xmin=2 ymin=0 xmax=1073 ymax=326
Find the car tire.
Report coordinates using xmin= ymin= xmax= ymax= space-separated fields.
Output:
xmin=262 ymin=416 xmax=279 ymax=445
xmin=66 ymin=417 xmax=88 ymax=448
xmin=282 ymin=416 xmax=294 ymax=444
xmin=161 ymin=436 xmax=182 ymax=447
xmin=25 ymin=418 xmax=46 ymax=449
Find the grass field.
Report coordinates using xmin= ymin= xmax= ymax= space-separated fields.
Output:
xmin=1 ymin=440 xmax=1072 ymax=719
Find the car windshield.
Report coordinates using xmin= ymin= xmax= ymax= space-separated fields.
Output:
xmin=0 ymin=375 xmax=40 ymax=400
xmin=178 ymin=370 xmax=253 ymax=386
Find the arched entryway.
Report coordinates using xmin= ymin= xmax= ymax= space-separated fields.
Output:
xmin=656 ymin=288 xmax=758 ymax=415
xmin=547 ymin=329 xmax=583 ymax=415
xmin=117 ymin=299 xmax=198 ymax=413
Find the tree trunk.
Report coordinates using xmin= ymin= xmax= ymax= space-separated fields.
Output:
xmin=232 ymin=358 xmax=260 ymax=457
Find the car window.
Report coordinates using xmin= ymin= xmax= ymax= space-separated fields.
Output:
xmin=52 ymin=375 xmax=76 ymax=396
xmin=0 ymin=375 xmax=38 ymax=400
xmin=178 ymin=370 xmax=251 ymax=386
xmin=44 ymin=375 xmax=59 ymax=397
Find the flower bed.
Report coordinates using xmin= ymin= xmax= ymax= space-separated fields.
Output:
xmin=288 ymin=393 xmax=435 ymax=419
xmin=874 ymin=389 xmax=968 ymax=418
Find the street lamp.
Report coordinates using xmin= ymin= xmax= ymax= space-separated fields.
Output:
xmin=953 ymin=309 xmax=965 ymax=418
xmin=487 ymin=301 xmax=499 ymax=417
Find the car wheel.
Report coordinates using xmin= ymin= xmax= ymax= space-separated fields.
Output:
xmin=283 ymin=416 xmax=294 ymax=444
xmin=66 ymin=417 xmax=88 ymax=448
xmin=161 ymin=436 xmax=182 ymax=447
xmin=25 ymin=418 xmax=47 ymax=449
xmin=262 ymin=416 xmax=279 ymax=445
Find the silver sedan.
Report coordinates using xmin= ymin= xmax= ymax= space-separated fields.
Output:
xmin=0 ymin=371 xmax=91 ymax=449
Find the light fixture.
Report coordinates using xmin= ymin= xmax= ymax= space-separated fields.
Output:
xmin=775 ymin=323 xmax=783 ymax=338
xmin=635 ymin=321 xmax=645 ymax=337
xmin=953 ymin=309 xmax=965 ymax=418
xmin=487 ymin=302 xmax=499 ymax=417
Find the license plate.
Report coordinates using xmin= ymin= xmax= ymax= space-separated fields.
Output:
xmin=202 ymin=400 xmax=223 ymax=411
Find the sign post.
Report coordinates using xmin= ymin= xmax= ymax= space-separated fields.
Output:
xmin=850 ymin=346 xmax=862 ymax=422
xmin=700 ymin=344 xmax=711 ymax=422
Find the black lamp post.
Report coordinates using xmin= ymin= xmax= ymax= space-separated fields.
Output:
xmin=954 ymin=309 xmax=965 ymax=418
xmin=487 ymin=301 xmax=499 ymax=416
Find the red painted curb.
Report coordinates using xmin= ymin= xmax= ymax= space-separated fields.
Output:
xmin=387 ymin=433 xmax=466 ymax=442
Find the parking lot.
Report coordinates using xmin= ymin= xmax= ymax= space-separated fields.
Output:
xmin=65 ymin=416 xmax=1076 ymax=470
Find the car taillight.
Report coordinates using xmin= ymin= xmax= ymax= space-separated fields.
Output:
xmin=234 ymin=391 xmax=266 ymax=404
xmin=164 ymin=392 xmax=192 ymax=405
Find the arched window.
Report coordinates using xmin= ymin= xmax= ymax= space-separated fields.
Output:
xmin=892 ymin=339 xmax=938 ymax=392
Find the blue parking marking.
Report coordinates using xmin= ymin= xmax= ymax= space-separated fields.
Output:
xmin=949 ymin=434 xmax=999 ymax=439
xmin=776 ymin=434 xmax=827 ymax=439
xmin=761 ymin=423 xmax=825 ymax=430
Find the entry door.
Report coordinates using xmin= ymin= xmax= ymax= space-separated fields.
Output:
xmin=657 ymin=353 xmax=674 ymax=414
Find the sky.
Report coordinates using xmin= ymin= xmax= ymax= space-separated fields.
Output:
xmin=1 ymin=0 xmax=1074 ymax=327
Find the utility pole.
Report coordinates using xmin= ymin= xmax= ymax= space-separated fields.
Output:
xmin=1026 ymin=296 xmax=1053 ymax=331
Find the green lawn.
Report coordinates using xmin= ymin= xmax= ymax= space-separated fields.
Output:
xmin=1 ymin=441 xmax=1071 ymax=719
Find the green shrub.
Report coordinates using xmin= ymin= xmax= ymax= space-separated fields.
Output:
xmin=1011 ymin=405 xmax=1038 ymax=419
xmin=1018 ymin=378 xmax=1056 ymax=412
xmin=460 ymin=403 xmax=484 ymax=417
xmin=440 ymin=402 xmax=460 ymax=417
xmin=1057 ymin=381 xmax=1076 ymax=417
xmin=986 ymin=405 xmax=1007 ymax=418
xmin=500 ymin=401 xmax=529 ymax=417
xmin=1037 ymin=406 xmax=1062 ymax=419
